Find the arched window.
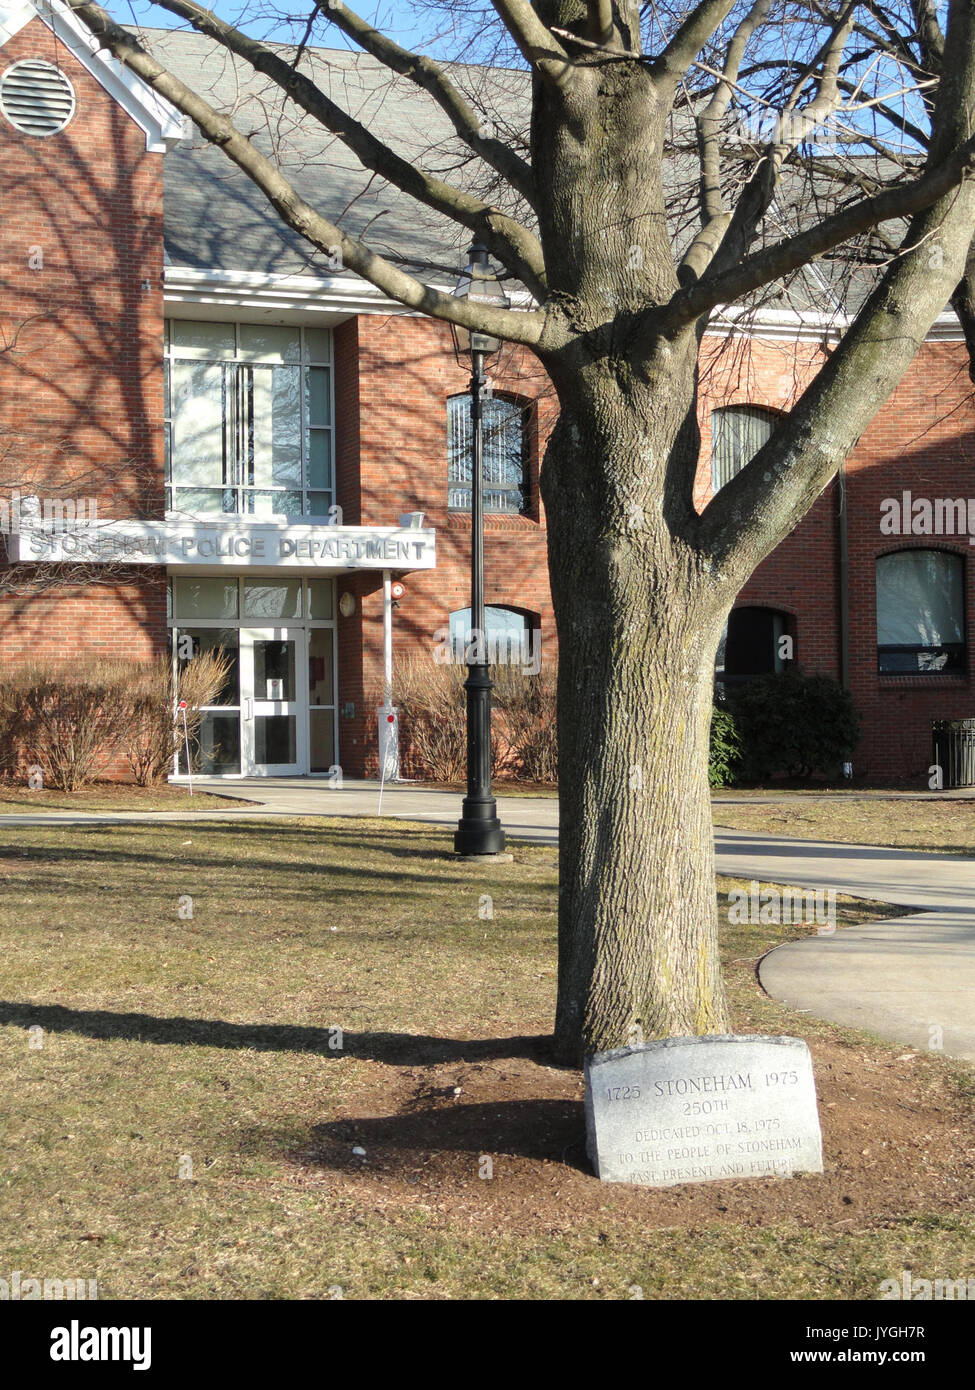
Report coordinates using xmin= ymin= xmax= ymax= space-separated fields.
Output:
xmin=447 ymin=393 xmax=528 ymax=515
xmin=876 ymin=550 xmax=965 ymax=673
xmin=716 ymin=607 xmax=792 ymax=686
xmin=448 ymin=605 xmax=537 ymax=666
xmin=711 ymin=405 xmax=777 ymax=491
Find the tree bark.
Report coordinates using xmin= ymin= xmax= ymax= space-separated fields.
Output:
xmin=541 ymin=354 xmax=732 ymax=1065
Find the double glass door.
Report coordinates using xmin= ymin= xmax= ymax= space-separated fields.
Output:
xmin=240 ymin=628 xmax=304 ymax=775
xmin=172 ymin=576 xmax=337 ymax=778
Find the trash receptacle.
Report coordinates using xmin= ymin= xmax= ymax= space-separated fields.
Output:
xmin=932 ymin=718 xmax=975 ymax=788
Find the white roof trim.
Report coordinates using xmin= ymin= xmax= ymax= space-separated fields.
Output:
xmin=709 ymin=302 xmax=963 ymax=343
xmin=164 ymin=266 xmax=417 ymax=319
xmin=167 ymin=264 xmax=965 ymax=344
xmin=0 ymin=0 xmax=183 ymax=151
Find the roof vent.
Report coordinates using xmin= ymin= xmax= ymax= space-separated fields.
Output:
xmin=0 ymin=59 xmax=76 ymax=137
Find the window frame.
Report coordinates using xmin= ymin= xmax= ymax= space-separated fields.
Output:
xmin=715 ymin=605 xmax=793 ymax=688
xmin=446 ymin=390 xmax=531 ymax=517
xmin=710 ymin=404 xmax=779 ymax=492
xmin=876 ymin=547 xmax=967 ymax=676
xmin=447 ymin=604 xmax=537 ymax=665
xmin=164 ymin=320 xmax=335 ymax=521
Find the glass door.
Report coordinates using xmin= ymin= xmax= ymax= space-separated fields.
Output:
xmin=240 ymin=628 xmax=306 ymax=775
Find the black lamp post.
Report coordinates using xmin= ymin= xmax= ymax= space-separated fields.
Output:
xmin=450 ymin=242 xmax=507 ymax=856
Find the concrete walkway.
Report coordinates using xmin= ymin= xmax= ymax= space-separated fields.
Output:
xmin=3 ymin=778 xmax=974 ymax=1062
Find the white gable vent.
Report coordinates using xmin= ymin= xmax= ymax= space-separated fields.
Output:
xmin=0 ymin=60 xmax=76 ymax=137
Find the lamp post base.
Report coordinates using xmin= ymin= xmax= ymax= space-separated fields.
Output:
xmin=454 ymin=806 xmax=506 ymax=857
xmin=455 ymin=657 xmax=506 ymax=856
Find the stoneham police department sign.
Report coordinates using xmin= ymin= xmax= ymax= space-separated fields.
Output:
xmin=8 ymin=521 xmax=437 ymax=570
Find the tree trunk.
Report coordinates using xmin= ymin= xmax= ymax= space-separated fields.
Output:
xmin=541 ymin=358 xmax=732 ymax=1065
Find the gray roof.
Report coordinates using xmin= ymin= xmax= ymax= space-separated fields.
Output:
xmin=146 ymin=26 xmax=529 ymax=284
xmin=144 ymin=26 xmax=930 ymax=325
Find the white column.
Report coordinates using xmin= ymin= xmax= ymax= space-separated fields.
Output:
xmin=382 ymin=569 xmax=393 ymax=705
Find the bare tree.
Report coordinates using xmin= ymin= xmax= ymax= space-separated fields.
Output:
xmin=67 ymin=0 xmax=975 ymax=1062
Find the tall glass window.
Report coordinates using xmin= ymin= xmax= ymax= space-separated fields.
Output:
xmin=711 ymin=405 xmax=777 ymax=491
xmin=447 ymin=393 xmax=528 ymax=515
xmin=876 ymin=550 xmax=965 ymax=673
xmin=165 ymin=321 xmax=333 ymax=518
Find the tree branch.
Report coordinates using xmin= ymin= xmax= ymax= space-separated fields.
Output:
xmin=681 ymin=0 xmax=773 ymax=283
xmin=587 ymin=0 xmax=617 ymax=49
xmin=487 ymin=0 xmax=574 ymax=86
xmin=314 ymin=0 xmax=537 ymax=208
xmin=650 ymin=0 xmax=740 ymax=87
xmin=693 ymin=0 xmax=975 ymax=579
xmin=661 ymin=131 xmax=975 ymax=331
xmin=64 ymin=0 xmax=547 ymax=348
xmin=140 ymin=0 xmax=548 ymax=300
xmin=912 ymin=0 xmax=946 ymax=70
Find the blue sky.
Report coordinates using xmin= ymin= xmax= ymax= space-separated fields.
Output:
xmin=118 ymin=0 xmax=493 ymax=62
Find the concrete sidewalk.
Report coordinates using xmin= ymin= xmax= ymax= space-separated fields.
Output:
xmin=3 ymin=777 xmax=974 ymax=1062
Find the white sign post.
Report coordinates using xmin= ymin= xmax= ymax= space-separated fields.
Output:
xmin=178 ymin=699 xmax=193 ymax=796
xmin=377 ymin=705 xmax=399 ymax=814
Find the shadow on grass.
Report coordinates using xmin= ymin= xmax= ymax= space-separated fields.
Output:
xmin=287 ymin=1099 xmax=590 ymax=1171
xmin=0 ymin=1000 xmax=555 ymax=1066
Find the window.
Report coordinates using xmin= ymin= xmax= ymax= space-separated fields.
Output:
xmin=448 ymin=606 xmax=534 ymax=665
xmin=711 ymin=405 xmax=777 ymax=491
xmin=447 ymin=394 xmax=528 ymax=515
xmin=164 ymin=321 xmax=333 ymax=518
xmin=716 ymin=607 xmax=791 ymax=686
xmin=876 ymin=550 xmax=965 ymax=673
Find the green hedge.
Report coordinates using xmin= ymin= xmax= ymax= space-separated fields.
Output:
xmin=708 ymin=703 xmax=742 ymax=787
xmin=724 ymin=667 xmax=860 ymax=781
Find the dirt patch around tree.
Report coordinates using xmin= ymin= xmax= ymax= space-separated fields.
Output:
xmin=269 ymin=1035 xmax=974 ymax=1236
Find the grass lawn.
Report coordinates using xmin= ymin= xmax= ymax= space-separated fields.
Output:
xmin=1 ymin=818 xmax=972 ymax=1300
xmin=0 ymin=782 xmax=253 ymax=812
xmin=712 ymin=794 xmax=975 ymax=856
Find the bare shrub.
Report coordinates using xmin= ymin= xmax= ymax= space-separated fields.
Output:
xmin=9 ymin=662 xmax=134 ymax=791
xmin=367 ymin=656 xmax=556 ymax=783
xmin=492 ymin=663 xmax=558 ymax=783
xmin=385 ymin=656 xmax=468 ymax=782
xmin=0 ymin=677 xmax=20 ymax=774
xmin=123 ymin=649 xmax=232 ymax=786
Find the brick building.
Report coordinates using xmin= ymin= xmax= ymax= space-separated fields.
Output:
xmin=1 ymin=2 xmax=973 ymax=782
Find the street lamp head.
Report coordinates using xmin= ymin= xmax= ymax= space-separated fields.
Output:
xmin=450 ymin=241 xmax=509 ymax=363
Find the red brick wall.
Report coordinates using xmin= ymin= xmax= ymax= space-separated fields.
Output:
xmin=696 ymin=332 xmax=975 ymax=783
xmin=336 ymin=314 xmax=557 ymax=774
xmin=0 ymin=17 xmax=166 ymax=670
xmin=845 ymin=344 xmax=975 ymax=782
xmin=697 ymin=334 xmax=842 ymax=685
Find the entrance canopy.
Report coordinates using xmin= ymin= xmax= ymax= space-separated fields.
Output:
xmin=8 ymin=518 xmax=436 ymax=571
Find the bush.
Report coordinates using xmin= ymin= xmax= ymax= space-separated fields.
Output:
xmin=378 ymin=657 xmax=558 ymax=783
xmin=0 ymin=678 xmax=21 ymax=774
xmin=492 ymin=663 xmax=558 ymax=783
xmin=708 ymin=702 xmax=741 ymax=787
xmin=122 ymin=650 xmax=233 ymax=786
xmin=383 ymin=657 xmax=469 ymax=782
xmin=725 ymin=667 xmax=860 ymax=780
xmin=9 ymin=662 xmax=133 ymax=791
